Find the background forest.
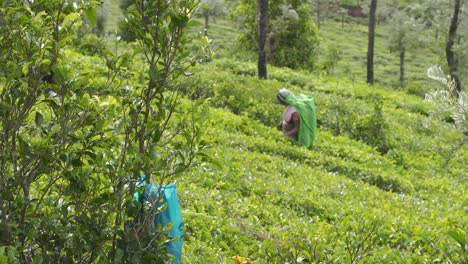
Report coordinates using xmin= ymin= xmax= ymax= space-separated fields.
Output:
xmin=0 ymin=0 xmax=467 ymax=263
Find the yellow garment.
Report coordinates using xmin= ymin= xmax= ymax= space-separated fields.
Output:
xmin=232 ymin=255 xmax=256 ymax=264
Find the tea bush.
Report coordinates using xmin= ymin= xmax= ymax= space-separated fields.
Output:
xmin=178 ymin=107 xmax=466 ymax=263
xmin=176 ymin=57 xmax=467 ymax=263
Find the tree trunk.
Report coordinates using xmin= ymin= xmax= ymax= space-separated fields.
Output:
xmin=316 ymin=0 xmax=321 ymax=29
xmin=446 ymin=0 xmax=462 ymax=96
xmin=366 ymin=0 xmax=378 ymax=84
xmin=257 ymin=0 xmax=268 ymax=79
xmin=204 ymin=13 xmax=209 ymax=36
xmin=399 ymin=49 xmax=405 ymax=84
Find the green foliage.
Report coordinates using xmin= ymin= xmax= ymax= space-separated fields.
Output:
xmin=0 ymin=0 xmax=205 ymax=262
xmin=175 ymin=57 xmax=467 ymax=262
xmin=0 ymin=1 xmax=466 ymax=263
xmin=340 ymin=0 xmax=361 ymax=7
xmin=233 ymin=0 xmax=319 ymax=69
xmin=319 ymin=45 xmax=342 ymax=75
xmin=318 ymin=92 xmax=389 ymax=153
xmin=385 ymin=8 xmax=424 ymax=54
xmin=198 ymin=0 xmax=228 ymax=19
xmin=72 ymin=33 xmax=108 ymax=56
xmin=426 ymin=66 xmax=468 ymax=133
xmin=317 ymin=18 xmax=439 ymax=90
xmin=425 ymin=65 xmax=468 ymax=168
xmin=107 ymin=0 xmax=206 ymax=261
xmin=117 ymin=0 xmax=137 ymax=41
xmin=0 ymin=1 xmax=109 ymax=262
xmin=178 ymin=106 xmax=466 ymax=263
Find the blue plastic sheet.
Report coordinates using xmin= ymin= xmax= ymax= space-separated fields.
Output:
xmin=133 ymin=180 xmax=183 ymax=264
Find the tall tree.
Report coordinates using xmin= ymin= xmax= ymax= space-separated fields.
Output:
xmin=385 ymin=8 xmax=423 ymax=85
xmin=121 ymin=1 xmax=204 ymax=261
xmin=308 ymin=0 xmax=341 ymax=29
xmin=446 ymin=0 xmax=462 ymax=96
xmin=200 ymin=0 xmax=227 ymax=36
xmin=258 ymin=0 xmax=268 ymax=78
xmin=0 ymin=0 xmax=205 ymax=262
xmin=366 ymin=0 xmax=378 ymax=84
xmin=310 ymin=0 xmax=324 ymax=29
xmin=234 ymin=0 xmax=319 ymax=69
xmin=0 ymin=0 xmax=108 ymax=261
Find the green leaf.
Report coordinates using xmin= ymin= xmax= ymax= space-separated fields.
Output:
xmin=448 ymin=228 xmax=466 ymax=248
xmin=32 ymin=255 xmax=43 ymax=264
xmin=171 ymin=14 xmax=188 ymax=27
xmin=127 ymin=200 xmax=141 ymax=217
xmin=40 ymin=59 xmax=51 ymax=71
xmin=71 ymin=158 xmax=83 ymax=167
xmin=7 ymin=247 xmax=15 ymax=262
xmin=22 ymin=62 xmax=30 ymax=75
xmin=32 ymin=11 xmax=48 ymax=25
xmin=187 ymin=20 xmax=203 ymax=27
xmin=62 ymin=13 xmax=81 ymax=30
xmin=114 ymin=248 xmax=124 ymax=263
xmin=43 ymin=98 xmax=59 ymax=111
xmin=0 ymin=101 xmax=13 ymax=112
xmin=85 ymin=7 xmax=97 ymax=25
xmin=35 ymin=112 xmax=44 ymax=127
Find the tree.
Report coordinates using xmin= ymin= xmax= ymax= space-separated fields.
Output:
xmin=385 ymin=7 xmax=424 ymax=85
xmin=366 ymin=0 xmax=378 ymax=84
xmin=416 ymin=0 xmax=450 ymax=40
xmin=199 ymin=0 xmax=227 ymax=36
xmin=426 ymin=65 xmax=467 ymax=165
xmin=234 ymin=0 xmax=319 ymax=70
xmin=446 ymin=0 xmax=463 ymax=96
xmin=308 ymin=0 xmax=341 ymax=29
xmin=312 ymin=0 xmax=323 ymax=29
xmin=118 ymin=1 xmax=137 ymax=41
xmin=0 ymin=0 xmax=107 ymax=261
xmin=117 ymin=0 xmax=204 ymax=261
xmin=258 ymin=0 xmax=268 ymax=78
xmin=0 ymin=0 xmax=205 ymax=262
xmin=416 ymin=0 xmax=467 ymax=92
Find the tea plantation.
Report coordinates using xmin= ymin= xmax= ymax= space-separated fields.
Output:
xmin=173 ymin=16 xmax=468 ymax=263
xmin=175 ymin=58 xmax=467 ymax=263
xmin=1 ymin=2 xmax=466 ymax=263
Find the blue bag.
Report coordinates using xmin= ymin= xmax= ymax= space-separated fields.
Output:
xmin=133 ymin=181 xmax=183 ymax=264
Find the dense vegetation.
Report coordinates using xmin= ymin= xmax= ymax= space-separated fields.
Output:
xmin=1 ymin=0 xmax=466 ymax=263
xmin=178 ymin=58 xmax=467 ymax=263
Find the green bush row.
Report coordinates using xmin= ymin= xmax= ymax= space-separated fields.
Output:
xmin=178 ymin=108 xmax=467 ymax=263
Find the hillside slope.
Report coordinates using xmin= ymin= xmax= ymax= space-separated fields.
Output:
xmin=175 ymin=58 xmax=467 ymax=263
xmin=93 ymin=7 xmax=467 ymax=263
xmin=171 ymin=15 xmax=467 ymax=263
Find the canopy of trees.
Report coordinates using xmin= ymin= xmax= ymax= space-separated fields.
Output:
xmin=234 ymin=0 xmax=319 ymax=70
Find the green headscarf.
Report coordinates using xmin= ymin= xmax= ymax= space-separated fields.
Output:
xmin=280 ymin=90 xmax=317 ymax=148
